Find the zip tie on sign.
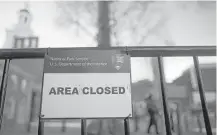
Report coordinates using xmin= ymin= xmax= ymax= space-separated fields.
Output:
xmin=124 ymin=114 xmax=131 ymax=120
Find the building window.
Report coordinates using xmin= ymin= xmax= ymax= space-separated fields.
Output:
xmin=21 ymin=79 xmax=27 ymax=92
xmin=11 ymin=74 xmax=18 ymax=90
xmin=14 ymin=37 xmax=38 ymax=48
xmin=31 ymin=39 xmax=36 ymax=48
xmin=192 ymin=91 xmax=216 ymax=104
xmin=14 ymin=38 xmax=25 ymax=48
xmin=24 ymin=38 xmax=29 ymax=47
xmin=16 ymin=39 xmax=22 ymax=48
xmin=11 ymin=74 xmax=18 ymax=85
xmin=29 ymin=37 xmax=38 ymax=48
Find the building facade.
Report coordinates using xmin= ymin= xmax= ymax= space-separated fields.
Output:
xmin=172 ymin=63 xmax=216 ymax=133
xmin=0 ymin=5 xmax=41 ymax=134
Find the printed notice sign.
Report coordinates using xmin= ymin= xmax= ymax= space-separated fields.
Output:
xmin=40 ymin=49 xmax=132 ymax=119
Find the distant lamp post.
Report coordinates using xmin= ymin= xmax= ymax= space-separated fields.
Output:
xmin=14 ymin=36 xmax=39 ymax=48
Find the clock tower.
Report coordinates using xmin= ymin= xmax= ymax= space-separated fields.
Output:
xmin=2 ymin=3 xmax=38 ymax=49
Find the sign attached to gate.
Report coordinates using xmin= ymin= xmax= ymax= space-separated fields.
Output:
xmin=40 ymin=49 xmax=132 ymax=119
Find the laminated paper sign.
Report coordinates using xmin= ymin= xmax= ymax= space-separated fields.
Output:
xmin=40 ymin=49 xmax=132 ymax=119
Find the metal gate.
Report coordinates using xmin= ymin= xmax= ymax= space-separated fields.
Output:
xmin=0 ymin=46 xmax=216 ymax=135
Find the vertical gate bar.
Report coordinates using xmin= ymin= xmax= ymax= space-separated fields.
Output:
xmin=124 ymin=118 xmax=130 ymax=135
xmin=81 ymin=119 xmax=86 ymax=135
xmin=38 ymin=120 xmax=44 ymax=135
xmin=0 ymin=59 xmax=10 ymax=130
xmin=0 ymin=60 xmax=8 ymax=112
xmin=192 ymin=56 xmax=212 ymax=135
xmin=61 ymin=120 xmax=66 ymax=132
xmin=157 ymin=56 xmax=172 ymax=135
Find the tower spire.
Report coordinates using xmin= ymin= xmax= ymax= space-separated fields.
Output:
xmin=24 ymin=1 xmax=29 ymax=11
xmin=17 ymin=1 xmax=32 ymax=27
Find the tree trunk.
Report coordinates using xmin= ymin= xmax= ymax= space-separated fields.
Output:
xmin=97 ymin=1 xmax=112 ymax=135
xmin=97 ymin=1 xmax=110 ymax=48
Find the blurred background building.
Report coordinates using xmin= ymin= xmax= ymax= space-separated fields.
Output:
xmin=0 ymin=4 xmax=42 ymax=134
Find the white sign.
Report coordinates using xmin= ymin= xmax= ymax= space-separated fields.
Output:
xmin=40 ymin=49 xmax=132 ymax=119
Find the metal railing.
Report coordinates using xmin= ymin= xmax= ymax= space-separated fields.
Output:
xmin=0 ymin=46 xmax=216 ymax=135
xmin=0 ymin=46 xmax=215 ymax=59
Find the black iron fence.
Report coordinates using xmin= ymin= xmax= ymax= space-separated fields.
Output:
xmin=0 ymin=46 xmax=216 ymax=135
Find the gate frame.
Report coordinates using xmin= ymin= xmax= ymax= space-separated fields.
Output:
xmin=0 ymin=46 xmax=215 ymax=135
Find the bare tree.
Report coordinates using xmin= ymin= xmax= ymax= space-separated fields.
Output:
xmin=55 ymin=1 xmax=214 ymax=47
xmin=54 ymin=1 xmax=172 ymax=134
xmin=54 ymin=1 xmax=204 ymax=134
xmin=55 ymin=1 xmax=98 ymax=46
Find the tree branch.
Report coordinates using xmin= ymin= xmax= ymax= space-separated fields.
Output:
xmin=57 ymin=2 xmax=97 ymax=41
xmin=56 ymin=2 xmax=97 ymax=41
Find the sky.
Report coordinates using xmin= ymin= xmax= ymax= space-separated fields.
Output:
xmin=0 ymin=1 xmax=216 ymax=83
